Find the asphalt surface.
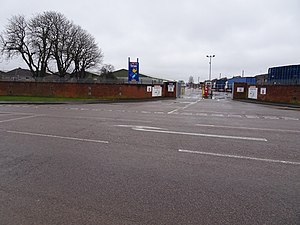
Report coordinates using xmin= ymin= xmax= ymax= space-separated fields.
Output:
xmin=0 ymin=89 xmax=299 ymax=225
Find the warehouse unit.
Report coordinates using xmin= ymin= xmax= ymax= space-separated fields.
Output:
xmin=226 ymin=76 xmax=256 ymax=92
xmin=268 ymin=64 xmax=300 ymax=85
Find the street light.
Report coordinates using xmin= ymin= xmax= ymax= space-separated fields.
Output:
xmin=206 ymin=55 xmax=215 ymax=81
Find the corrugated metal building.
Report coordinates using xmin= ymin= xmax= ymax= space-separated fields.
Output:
xmin=226 ymin=76 xmax=256 ymax=91
xmin=268 ymin=64 xmax=300 ymax=85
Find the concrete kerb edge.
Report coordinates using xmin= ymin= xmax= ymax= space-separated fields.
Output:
xmin=233 ymin=99 xmax=300 ymax=109
xmin=0 ymin=97 xmax=177 ymax=105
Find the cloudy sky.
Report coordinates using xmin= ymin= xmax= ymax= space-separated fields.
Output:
xmin=0 ymin=0 xmax=299 ymax=81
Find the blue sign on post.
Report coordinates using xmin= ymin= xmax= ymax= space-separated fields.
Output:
xmin=128 ymin=57 xmax=139 ymax=82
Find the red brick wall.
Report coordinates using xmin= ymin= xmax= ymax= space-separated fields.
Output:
xmin=258 ymin=85 xmax=300 ymax=104
xmin=0 ymin=82 xmax=176 ymax=99
xmin=163 ymin=82 xmax=177 ymax=98
xmin=233 ymin=83 xmax=300 ymax=104
xmin=232 ymin=83 xmax=248 ymax=99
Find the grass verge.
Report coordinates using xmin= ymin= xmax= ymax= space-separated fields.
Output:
xmin=0 ymin=96 xmax=98 ymax=102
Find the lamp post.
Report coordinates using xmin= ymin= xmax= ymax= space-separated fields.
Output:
xmin=206 ymin=55 xmax=215 ymax=81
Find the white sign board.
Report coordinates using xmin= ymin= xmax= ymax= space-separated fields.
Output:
xmin=152 ymin=85 xmax=162 ymax=97
xmin=237 ymin=87 xmax=244 ymax=93
xmin=248 ymin=87 xmax=258 ymax=99
xmin=147 ymin=86 xmax=152 ymax=92
xmin=260 ymin=87 xmax=267 ymax=95
xmin=168 ymin=83 xmax=174 ymax=92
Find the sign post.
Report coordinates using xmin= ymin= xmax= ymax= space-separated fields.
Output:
xmin=128 ymin=57 xmax=139 ymax=82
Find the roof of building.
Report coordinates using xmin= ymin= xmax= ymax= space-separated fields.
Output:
xmin=112 ymin=69 xmax=169 ymax=82
xmin=1 ymin=67 xmax=172 ymax=83
xmin=255 ymin=74 xmax=268 ymax=78
xmin=70 ymin=71 xmax=100 ymax=78
xmin=112 ymin=69 xmax=148 ymax=78
xmin=3 ymin=68 xmax=100 ymax=79
xmin=6 ymin=68 xmax=33 ymax=77
xmin=269 ymin=64 xmax=300 ymax=69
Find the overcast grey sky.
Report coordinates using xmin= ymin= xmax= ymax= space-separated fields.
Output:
xmin=0 ymin=0 xmax=299 ymax=81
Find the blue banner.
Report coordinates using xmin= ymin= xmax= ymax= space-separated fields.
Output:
xmin=128 ymin=60 xmax=139 ymax=82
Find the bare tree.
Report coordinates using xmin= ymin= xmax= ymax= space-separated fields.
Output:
xmin=100 ymin=64 xmax=115 ymax=75
xmin=1 ymin=11 xmax=104 ymax=79
xmin=99 ymin=64 xmax=116 ymax=80
xmin=72 ymin=27 xmax=103 ymax=78
xmin=28 ymin=12 xmax=54 ymax=77
xmin=45 ymin=12 xmax=103 ymax=78
xmin=0 ymin=15 xmax=41 ymax=78
xmin=44 ymin=11 xmax=74 ymax=77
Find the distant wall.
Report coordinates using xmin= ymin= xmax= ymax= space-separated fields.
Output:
xmin=232 ymin=83 xmax=300 ymax=104
xmin=0 ymin=81 xmax=177 ymax=99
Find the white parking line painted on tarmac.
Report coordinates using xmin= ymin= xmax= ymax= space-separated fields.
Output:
xmin=168 ymin=100 xmax=199 ymax=114
xmin=181 ymin=113 xmax=193 ymax=116
xmin=167 ymin=108 xmax=181 ymax=114
xmin=282 ymin=117 xmax=299 ymax=121
xmin=7 ymin=130 xmax=109 ymax=144
xmin=116 ymin=125 xmax=163 ymax=130
xmin=44 ymin=115 xmax=153 ymax=123
xmin=195 ymin=124 xmax=300 ymax=133
xmin=228 ymin=114 xmax=242 ymax=118
xmin=196 ymin=113 xmax=208 ymax=116
xmin=0 ymin=115 xmax=39 ymax=123
xmin=178 ymin=149 xmax=300 ymax=165
xmin=245 ymin=115 xmax=259 ymax=119
xmin=211 ymin=114 xmax=224 ymax=117
xmin=126 ymin=126 xmax=267 ymax=141
xmin=263 ymin=116 xmax=279 ymax=120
